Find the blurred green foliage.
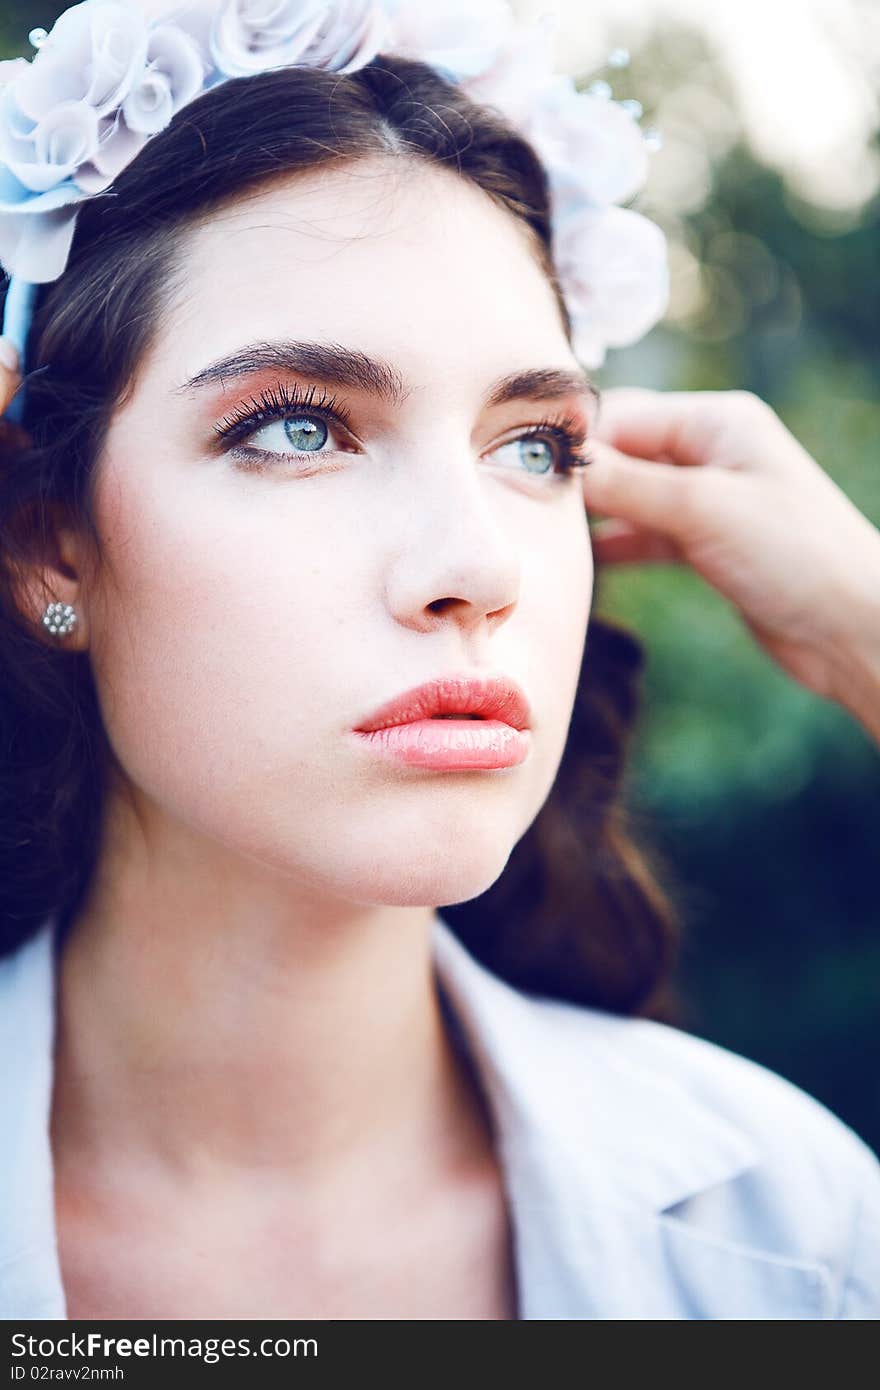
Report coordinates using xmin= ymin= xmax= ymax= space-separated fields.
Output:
xmin=0 ymin=2 xmax=59 ymax=55
xmin=591 ymin=25 xmax=880 ymax=1154
xmin=2 ymin=8 xmax=878 ymax=1153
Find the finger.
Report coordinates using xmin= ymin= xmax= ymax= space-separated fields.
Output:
xmin=589 ymin=518 xmax=683 ymax=566
xmin=582 ymin=437 xmax=710 ymax=541
xmin=592 ymin=386 xmax=723 ymax=466
xmin=0 ymin=336 xmax=21 ymax=412
xmin=593 ymin=385 xmax=801 ymax=478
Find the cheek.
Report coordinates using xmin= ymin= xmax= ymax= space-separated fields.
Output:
xmin=525 ymin=500 xmax=593 ymax=699
xmin=85 ymin=461 xmax=360 ymax=815
xmin=507 ymin=502 xmax=593 ymax=812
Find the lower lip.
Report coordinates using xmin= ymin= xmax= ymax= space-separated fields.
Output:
xmin=352 ymin=718 xmax=531 ymax=769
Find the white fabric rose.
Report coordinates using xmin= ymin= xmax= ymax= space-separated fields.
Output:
xmin=209 ymin=0 xmax=330 ymax=78
xmin=15 ymin=3 xmax=149 ymax=124
xmin=0 ymin=1 xmax=152 ymax=200
xmin=526 ymin=83 xmax=649 ymax=210
xmin=299 ymin=2 xmax=390 ymax=75
xmin=76 ymin=24 xmax=206 ymax=192
xmin=0 ymin=59 xmax=31 ymax=93
xmin=458 ymin=12 xmax=558 ymax=126
xmin=554 ymin=204 xmax=670 ymax=368
xmin=0 ymin=89 xmax=98 ymax=194
xmin=0 ymin=50 xmax=91 ymax=279
xmin=385 ymin=0 xmax=514 ymax=82
xmin=72 ymin=113 xmax=150 ymax=195
xmin=122 ymin=23 xmax=206 ymax=133
xmin=133 ymin=2 xmax=215 ymax=71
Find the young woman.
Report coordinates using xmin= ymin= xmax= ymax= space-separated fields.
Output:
xmin=1 ymin=4 xmax=878 ymax=1321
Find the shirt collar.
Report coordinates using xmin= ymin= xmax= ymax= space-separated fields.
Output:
xmin=430 ymin=913 xmax=761 ymax=1212
xmin=431 ymin=916 xmax=833 ymax=1319
xmin=0 ymin=917 xmax=65 ymax=1317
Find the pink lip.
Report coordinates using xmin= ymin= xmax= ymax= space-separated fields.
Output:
xmin=352 ymin=674 xmax=532 ymax=770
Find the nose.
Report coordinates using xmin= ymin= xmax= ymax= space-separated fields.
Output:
xmin=384 ymin=446 xmax=523 ymax=637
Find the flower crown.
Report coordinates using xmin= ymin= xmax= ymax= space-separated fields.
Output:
xmin=0 ymin=0 xmax=668 ymax=425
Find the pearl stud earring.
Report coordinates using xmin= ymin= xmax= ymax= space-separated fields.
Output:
xmin=42 ymin=601 xmax=78 ymax=638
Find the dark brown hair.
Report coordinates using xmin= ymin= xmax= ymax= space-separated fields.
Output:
xmin=0 ymin=55 xmax=683 ymax=1020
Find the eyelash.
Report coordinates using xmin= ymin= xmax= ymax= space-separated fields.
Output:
xmin=212 ymin=380 xmax=594 ymax=478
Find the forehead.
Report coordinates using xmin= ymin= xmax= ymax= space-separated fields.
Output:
xmin=161 ymin=156 xmax=571 ymax=388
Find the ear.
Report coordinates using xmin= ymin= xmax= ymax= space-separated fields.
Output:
xmin=15 ymin=512 xmax=93 ymax=652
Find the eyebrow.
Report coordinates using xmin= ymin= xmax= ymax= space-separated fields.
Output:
xmin=173 ymin=340 xmax=600 ymax=412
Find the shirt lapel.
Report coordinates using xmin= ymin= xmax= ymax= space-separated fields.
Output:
xmin=430 ymin=913 xmax=835 ymax=1319
xmin=0 ymin=921 xmax=67 ymax=1318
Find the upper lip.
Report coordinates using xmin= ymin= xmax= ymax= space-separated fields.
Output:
xmin=354 ymin=675 xmax=532 ymax=732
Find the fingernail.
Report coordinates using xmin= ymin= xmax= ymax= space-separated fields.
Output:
xmin=0 ymin=336 xmax=20 ymax=373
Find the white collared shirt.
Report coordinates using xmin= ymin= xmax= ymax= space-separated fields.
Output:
xmin=1 ymin=912 xmax=878 ymax=1319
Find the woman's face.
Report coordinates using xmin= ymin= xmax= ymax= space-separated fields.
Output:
xmin=85 ymin=155 xmax=595 ymax=909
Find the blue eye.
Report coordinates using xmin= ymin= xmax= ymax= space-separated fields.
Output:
xmin=494 ymin=435 xmax=555 ymax=475
xmin=489 ymin=424 xmax=592 ymax=478
xmin=225 ymin=408 xmax=340 ymax=465
xmin=213 ymin=382 xmax=354 ymax=466
xmin=279 ymin=415 xmax=328 ymax=452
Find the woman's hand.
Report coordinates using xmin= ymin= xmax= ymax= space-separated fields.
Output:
xmin=0 ymin=336 xmax=33 ymax=463
xmin=0 ymin=336 xmax=19 ymax=402
xmin=582 ymin=387 xmax=880 ymax=745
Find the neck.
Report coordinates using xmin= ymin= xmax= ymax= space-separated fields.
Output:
xmin=49 ymin=800 xmax=493 ymax=1206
